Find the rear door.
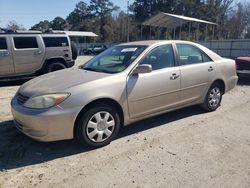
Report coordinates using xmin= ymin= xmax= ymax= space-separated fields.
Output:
xmin=42 ymin=35 xmax=71 ymax=61
xmin=0 ymin=36 xmax=14 ymax=76
xmin=175 ymin=43 xmax=215 ymax=104
xmin=11 ymin=35 xmax=45 ymax=74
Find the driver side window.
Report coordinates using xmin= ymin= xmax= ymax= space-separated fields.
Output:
xmin=140 ymin=44 xmax=175 ymax=70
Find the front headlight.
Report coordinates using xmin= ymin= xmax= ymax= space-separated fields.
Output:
xmin=23 ymin=93 xmax=70 ymax=109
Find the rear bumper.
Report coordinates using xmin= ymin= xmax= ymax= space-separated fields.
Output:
xmin=67 ymin=60 xmax=75 ymax=68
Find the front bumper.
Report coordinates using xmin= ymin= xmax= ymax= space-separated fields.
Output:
xmin=11 ymin=96 xmax=81 ymax=142
xmin=237 ymin=70 xmax=250 ymax=78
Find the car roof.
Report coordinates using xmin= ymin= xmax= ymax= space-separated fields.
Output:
xmin=117 ymin=40 xmax=199 ymax=46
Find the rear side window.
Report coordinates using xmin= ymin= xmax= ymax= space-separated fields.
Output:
xmin=14 ymin=37 xmax=38 ymax=49
xmin=43 ymin=37 xmax=69 ymax=47
xmin=176 ymin=44 xmax=212 ymax=65
xmin=0 ymin=38 xmax=7 ymax=50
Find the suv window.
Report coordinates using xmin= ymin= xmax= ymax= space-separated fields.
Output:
xmin=176 ymin=44 xmax=212 ymax=65
xmin=0 ymin=38 xmax=7 ymax=50
xmin=14 ymin=37 xmax=38 ymax=49
xmin=140 ymin=44 xmax=175 ymax=70
xmin=43 ymin=37 xmax=69 ymax=47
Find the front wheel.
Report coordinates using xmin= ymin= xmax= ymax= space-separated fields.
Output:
xmin=75 ymin=104 xmax=121 ymax=148
xmin=45 ymin=62 xmax=66 ymax=73
xmin=202 ymin=83 xmax=223 ymax=112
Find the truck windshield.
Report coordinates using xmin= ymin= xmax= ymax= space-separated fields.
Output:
xmin=81 ymin=45 xmax=147 ymax=73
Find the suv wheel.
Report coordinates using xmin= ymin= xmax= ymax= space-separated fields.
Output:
xmin=71 ymin=41 xmax=78 ymax=60
xmin=75 ymin=104 xmax=121 ymax=148
xmin=46 ymin=62 xmax=66 ymax=73
xmin=202 ymin=83 xmax=223 ymax=112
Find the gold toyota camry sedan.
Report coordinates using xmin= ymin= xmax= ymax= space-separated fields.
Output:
xmin=11 ymin=40 xmax=238 ymax=148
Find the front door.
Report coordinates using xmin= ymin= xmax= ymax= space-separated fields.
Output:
xmin=127 ymin=44 xmax=181 ymax=119
xmin=0 ymin=36 xmax=14 ymax=77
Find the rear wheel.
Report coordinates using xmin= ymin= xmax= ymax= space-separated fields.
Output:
xmin=202 ymin=83 xmax=223 ymax=111
xmin=45 ymin=62 xmax=66 ymax=73
xmin=86 ymin=50 xmax=94 ymax=55
xmin=75 ymin=104 xmax=121 ymax=148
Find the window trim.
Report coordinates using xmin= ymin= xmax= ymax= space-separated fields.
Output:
xmin=13 ymin=36 xmax=39 ymax=50
xmin=137 ymin=44 xmax=177 ymax=72
xmin=174 ymin=43 xmax=213 ymax=66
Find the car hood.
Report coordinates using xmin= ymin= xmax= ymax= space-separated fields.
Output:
xmin=19 ymin=68 xmax=111 ymax=97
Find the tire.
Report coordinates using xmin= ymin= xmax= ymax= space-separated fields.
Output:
xmin=86 ymin=50 xmax=94 ymax=55
xmin=75 ymin=104 xmax=121 ymax=148
xmin=45 ymin=62 xmax=66 ymax=73
xmin=202 ymin=83 xmax=223 ymax=112
xmin=71 ymin=41 xmax=78 ymax=60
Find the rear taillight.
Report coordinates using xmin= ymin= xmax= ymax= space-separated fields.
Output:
xmin=64 ymin=49 xmax=69 ymax=58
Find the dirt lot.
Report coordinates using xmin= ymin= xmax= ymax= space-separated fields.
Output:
xmin=0 ymin=57 xmax=250 ymax=188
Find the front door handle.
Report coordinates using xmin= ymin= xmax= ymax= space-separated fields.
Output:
xmin=0 ymin=52 xmax=10 ymax=57
xmin=170 ymin=73 xmax=180 ymax=80
xmin=208 ymin=66 xmax=214 ymax=72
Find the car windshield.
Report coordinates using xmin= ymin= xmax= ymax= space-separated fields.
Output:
xmin=81 ymin=45 xmax=147 ymax=73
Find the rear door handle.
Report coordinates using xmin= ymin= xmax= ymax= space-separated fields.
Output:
xmin=208 ymin=66 xmax=214 ymax=72
xmin=170 ymin=73 xmax=180 ymax=80
xmin=35 ymin=50 xmax=42 ymax=55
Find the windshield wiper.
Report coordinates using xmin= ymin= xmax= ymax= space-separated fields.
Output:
xmin=82 ymin=67 xmax=114 ymax=74
xmin=82 ymin=67 xmax=98 ymax=72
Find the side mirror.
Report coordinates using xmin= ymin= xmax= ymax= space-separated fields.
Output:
xmin=132 ymin=64 xmax=152 ymax=74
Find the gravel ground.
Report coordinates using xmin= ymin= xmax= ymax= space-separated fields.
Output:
xmin=0 ymin=56 xmax=249 ymax=188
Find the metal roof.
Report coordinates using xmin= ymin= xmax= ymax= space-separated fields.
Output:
xmin=54 ymin=31 xmax=98 ymax=37
xmin=0 ymin=28 xmax=98 ymax=37
xmin=142 ymin=12 xmax=217 ymax=28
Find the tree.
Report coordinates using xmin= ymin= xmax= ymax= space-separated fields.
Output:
xmin=112 ymin=11 xmax=130 ymax=42
xmin=225 ymin=3 xmax=246 ymax=39
xmin=131 ymin=0 xmax=154 ymax=23
xmin=89 ymin=0 xmax=118 ymax=41
xmin=6 ymin=21 xmax=25 ymax=31
xmin=66 ymin=1 xmax=92 ymax=31
xmin=50 ymin=17 xmax=67 ymax=30
xmin=244 ymin=2 xmax=250 ymax=38
xmin=30 ymin=20 xmax=50 ymax=31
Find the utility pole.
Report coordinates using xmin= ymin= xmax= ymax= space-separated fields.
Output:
xmin=127 ymin=0 xmax=130 ymax=42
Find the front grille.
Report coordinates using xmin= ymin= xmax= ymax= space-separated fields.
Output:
xmin=236 ymin=60 xmax=250 ymax=71
xmin=17 ymin=93 xmax=29 ymax=105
